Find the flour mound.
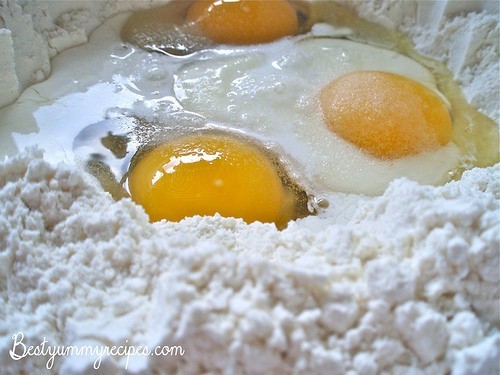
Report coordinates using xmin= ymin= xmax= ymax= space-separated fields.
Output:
xmin=0 ymin=0 xmax=166 ymax=107
xmin=0 ymin=148 xmax=498 ymax=374
xmin=337 ymin=0 xmax=500 ymax=122
xmin=1 ymin=0 xmax=499 ymax=374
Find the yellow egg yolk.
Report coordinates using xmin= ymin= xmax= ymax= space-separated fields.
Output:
xmin=319 ymin=71 xmax=453 ymax=159
xmin=186 ymin=0 xmax=298 ymax=45
xmin=128 ymin=133 xmax=293 ymax=226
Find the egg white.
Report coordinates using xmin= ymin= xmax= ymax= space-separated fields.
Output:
xmin=174 ymin=37 xmax=464 ymax=195
xmin=0 ymin=11 xmax=464 ymax=199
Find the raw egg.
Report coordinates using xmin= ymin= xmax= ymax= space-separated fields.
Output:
xmin=127 ymin=132 xmax=299 ymax=227
xmin=319 ymin=71 xmax=453 ymax=159
xmin=173 ymin=37 xmax=473 ymax=195
xmin=2 ymin=1 xmax=496 ymax=229
xmin=186 ymin=0 xmax=299 ymax=45
xmin=121 ymin=0 xmax=309 ymax=55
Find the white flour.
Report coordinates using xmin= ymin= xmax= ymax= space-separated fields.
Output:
xmin=0 ymin=0 xmax=164 ymax=107
xmin=0 ymin=1 xmax=499 ymax=374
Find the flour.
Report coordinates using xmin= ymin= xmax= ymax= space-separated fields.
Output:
xmin=0 ymin=0 xmax=167 ymax=107
xmin=336 ymin=0 xmax=500 ymax=123
xmin=0 ymin=1 xmax=499 ymax=374
xmin=1 ymin=148 xmax=498 ymax=374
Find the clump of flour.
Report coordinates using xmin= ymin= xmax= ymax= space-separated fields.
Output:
xmin=336 ymin=0 xmax=500 ymax=122
xmin=0 ymin=1 xmax=499 ymax=374
xmin=1 ymin=149 xmax=498 ymax=374
xmin=0 ymin=0 xmax=167 ymax=107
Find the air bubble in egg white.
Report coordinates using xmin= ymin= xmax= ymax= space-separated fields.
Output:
xmin=146 ymin=66 xmax=169 ymax=81
xmin=273 ymin=82 xmax=286 ymax=94
xmin=105 ymin=107 xmax=134 ymax=119
xmin=311 ymin=23 xmax=353 ymax=38
xmin=110 ymin=44 xmax=135 ymax=60
xmin=316 ymin=198 xmax=330 ymax=209
xmin=337 ymin=49 xmax=351 ymax=63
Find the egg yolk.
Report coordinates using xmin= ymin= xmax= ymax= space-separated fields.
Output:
xmin=128 ymin=133 xmax=293 ymax=226
xmin=319 ymin=71 xmax=453 ymax=159
xmin=186 ymin=0 xmax=298 ymax=45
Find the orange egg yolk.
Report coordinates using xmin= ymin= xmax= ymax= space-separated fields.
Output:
xmin=319 ymin=71 xmax=453 ymax=159
xmin=186 ymin=0 xmax=298 ymax=45
xmin=128 ymin=133 xmax=292 ymax=226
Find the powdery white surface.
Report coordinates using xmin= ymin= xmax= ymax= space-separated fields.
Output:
xmin=337 ymin=0 xmax=500 ymax=121
xmin=0 ymin=0 xmax=167 ymax=108
xmin=0 ymin=0 xmax=499 ymax=374
xmin=0 ymin=148 xmax=498 ymax=374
